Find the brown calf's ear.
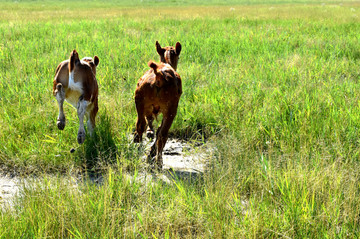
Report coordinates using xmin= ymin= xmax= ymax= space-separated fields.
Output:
xmin=148 ymin=60 xmax=159 ymax=73
xmin=94 ymin=56 xmax=100 ymax=66
xmin=175 ymin=42 xmax=182 ymax=55
xmin=148 ymin=61 xmax=161 ymax=75
xmin=156 ymin=41 xmax=165 ymax=55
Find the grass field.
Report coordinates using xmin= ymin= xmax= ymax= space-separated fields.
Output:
xmin=1 ymin=0 xmax=360 ymax=237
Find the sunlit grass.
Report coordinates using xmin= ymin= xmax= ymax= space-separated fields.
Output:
xmin=1 ymin=0 xmax=360 ymax=237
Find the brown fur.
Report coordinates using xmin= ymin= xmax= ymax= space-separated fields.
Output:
xmin=156 ymin=41 xmax=181 ymax=71
xmin=141 ymin=41 xmax=182 ymax=140
xmin=134 ymin=61 xmax=182 ymax=169
xmin=53 ymin=50 xmax=99 ymax=144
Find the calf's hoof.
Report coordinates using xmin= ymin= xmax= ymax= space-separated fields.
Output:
xmin=146 ymin=130 xmax=154 ymax=139
xmin=146 ymin=155 xmax=155 ymax=165
xmin=149 ymin=145 xmax=157 ymax=158
xmin=156 ymin=158 xmax=163 ymax=170
xmin=77 ymin=130 xmax=86 ymax=144
xmin=57 ymin=119 xmax=65 ymax=130
xmin=133 ymin=133 xmax=142 ymax=143
xmin=146 ymin=155 xmax=163 ymax=170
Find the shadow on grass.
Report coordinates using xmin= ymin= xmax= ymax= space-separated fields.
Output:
xmin=168 ymin=119 xmax=222 ymax=143
xmin=165 ymin=168 xmax=204 ymax=184
xmin=133 ymin=167 xmax=205 ymax=195
xmin=77 ymin=114 xmax=118 ymax=177
xmin=75 ymin=114 xmax=211 ymax=186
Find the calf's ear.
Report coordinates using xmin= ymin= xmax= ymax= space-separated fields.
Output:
xmin=148 ymin=60 xmax=158 ymax=72
xmin=94 ymin=56 xmax=100 ymax=66
xmin=175 ymin=42 xmax=181 ymax=55
xmin=156 ymin=41 xmax=165 ymax=56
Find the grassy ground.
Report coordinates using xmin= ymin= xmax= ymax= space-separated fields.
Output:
xmin=1 ymin=0 xmax=360 ymax=237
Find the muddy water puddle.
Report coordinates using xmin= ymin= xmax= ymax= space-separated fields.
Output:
xmin=142 ymin=138 xmax=208 ymax=172
xmin=0 ymin=138 xmax=211 ymax=209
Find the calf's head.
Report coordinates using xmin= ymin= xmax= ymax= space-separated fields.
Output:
xmin=81 ymin=56 xmax=100 ymax=76
xmin=156 ymin=41 xmax=181 ymax=71
xmin=69 ymin=50 xmax=100 ymax=76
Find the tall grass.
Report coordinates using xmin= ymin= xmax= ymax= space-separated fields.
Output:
xmin=1 ymin=1 xmax=360 ymax=237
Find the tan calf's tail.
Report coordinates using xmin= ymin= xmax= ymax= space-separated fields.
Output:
xmin=69 ymin=49 xmax=80 ymax=73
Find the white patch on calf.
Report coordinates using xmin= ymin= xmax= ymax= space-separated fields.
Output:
xmin=77 ymin=100 xmax=88 ymax=116
xmin=163 ymin=63 xmax=173 ymax=71
xmin=68 ymin=71 xmax=83 ymax=92
xmin=165 ymin=50 xmax=171 ymax=64
xmin=77 ymin=100 xmax=90 ymax=141
xmin=66 ymin=70 xmax=84 ymax=108
xmin=55 ymin=86 xmax=65 ymax=120
xmin=161 ymin=64 xmax=175 ymax=76
xmin=81 ymin=57 xmax=93 ymax=62
xmin=86 ymin=105 xmax=95 ymax=135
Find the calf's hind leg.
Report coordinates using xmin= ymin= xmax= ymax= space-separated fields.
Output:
xmin=134 ymin=97 xmax=147 ymax=143
xmin=54 ymin=83 xmax=66 ymax=130
xmin=86 ymin=100 xmax=98 ymax=136
xmin=146 ymin=115 xmax=155 ymax=139
xmin=149 ymin=107 xmax=178 ymax=169
xmin=77 ymin=96 xmax=89 ymax=144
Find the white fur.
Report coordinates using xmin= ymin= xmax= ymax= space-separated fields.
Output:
xmin=163 ymin=63 xmax=173 ymax=71
xmin=81 ymin=57 xmax=92 ymax=61
xmin=55 ymin=87 xmax=65 ymax=120
xmin=68 ymin=71 xmax=83 ymax=92
xmin=77 ymin=100 xmax=89 ymax=138
xmin=165 ymin=50 xmax=170 ymax=62
xmin=66 ymin=71 xmax=83 ymax=108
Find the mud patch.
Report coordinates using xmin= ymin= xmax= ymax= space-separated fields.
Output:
xmin=0 ymin=138 xmax=212 ymax=209
xmin=127 ymin=137 xmax=211 ymax=186
xmin=0 ymin=177 xmax=21 ymax=209
xmin=158 ymin=138 xmax=207 ymax=173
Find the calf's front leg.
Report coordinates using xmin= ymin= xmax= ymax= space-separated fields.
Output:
xmin=55 ymin=83 xmax=66 ymax=130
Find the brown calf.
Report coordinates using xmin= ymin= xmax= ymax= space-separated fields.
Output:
xmin=134 ymin=61 xmax=182 ymax=169
xmin=53 ymin=50 xmax=99 ymax=144
xmin=144 ymin=41 xmax=182 ymax=139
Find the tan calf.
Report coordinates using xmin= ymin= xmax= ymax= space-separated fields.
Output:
xmin=134 ymin=61 xmax=182 ymax=169
xmin=53 ymin=50 xmax=99 ymax=144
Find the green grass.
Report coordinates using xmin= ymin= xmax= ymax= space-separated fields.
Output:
xmin=1 ymin=0 xmax=360 ymax=237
